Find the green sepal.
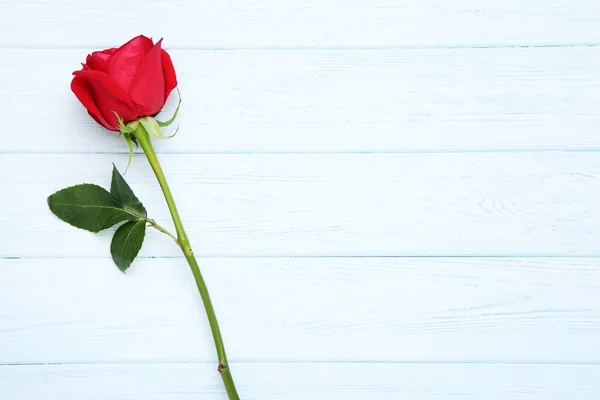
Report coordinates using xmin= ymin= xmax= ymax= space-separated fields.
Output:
xmin=139 ymin=116 xmax=177 ymax=140
xmin=113 ymin=112 xmax=141 ymax=172
xmin=114 ymin=112 xmax=139 ymax=134
xmin=156 ymin=89 xmax=181 ymax=128
xmin=122 ymin=132 xmax=135 ymax=173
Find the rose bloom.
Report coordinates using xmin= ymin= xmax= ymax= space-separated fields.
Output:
xmin=71 ymin=35 xmax=177 ymax=131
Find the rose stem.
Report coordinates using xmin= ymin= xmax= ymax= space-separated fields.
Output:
xmin=133 ymin=124 xmax=241 ymax=400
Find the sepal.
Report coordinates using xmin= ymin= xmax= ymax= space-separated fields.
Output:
xmin=113 ymin=112 xmax=141 ymax=172
xmin=139 ymin=116 xmax=177 ymax=140
xmin=156 ymin=89 xmax=181 ymax=128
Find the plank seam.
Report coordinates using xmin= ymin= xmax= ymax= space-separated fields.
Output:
xmin=1 ymin=43 xmax=599 ymax=51
xmin=5 ymin=149 xmax=600 ymax=155
xmin=5 ymin=255 xmax=600 ymax=260
xmin=3 ymin=360 xmax=600 ymax=367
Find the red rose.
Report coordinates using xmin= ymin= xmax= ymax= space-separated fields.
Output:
xmin=71 ymin=35 xmax=177 ymax=131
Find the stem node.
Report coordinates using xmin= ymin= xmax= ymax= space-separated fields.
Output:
xmin=218 ymin=361 xmax=228 ymax=374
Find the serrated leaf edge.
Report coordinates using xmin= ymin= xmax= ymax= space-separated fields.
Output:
xmin=111 ymin=220 xmax=146 ymax=272
xmin=48 ymin=183 xmax=146 ymax=232
xmin=110 ymin=164 xmax=147 ymax=219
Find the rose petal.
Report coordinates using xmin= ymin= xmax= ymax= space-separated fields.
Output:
xmin=71 ymin=76 xmax=113 ymax=130
xmin=129 ymin=39 xmax=166 ymax=115
xmin=161 ymin=49 xmax=178 ymax=100
xmin=87 ymin=110 xmax=112 ymax=130
xmin=86 ymin=48 xmax=116 ymax=72
xmin=107 ymin=35 xmax=154 ymax=91
xmin=72 ymin=70 xmax=138 ymax=130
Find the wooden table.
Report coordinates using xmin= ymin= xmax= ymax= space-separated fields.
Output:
xmin=1 ymin=1 xmax=599 ymax=398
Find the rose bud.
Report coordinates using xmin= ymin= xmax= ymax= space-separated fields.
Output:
xmin=71 ymin=35 xmax=177 ymax=131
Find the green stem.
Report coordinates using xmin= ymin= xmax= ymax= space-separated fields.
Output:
xmin=133 ymin=124 xmax=240 ymax=400
xmin=146 ymin=218 xmax=179 ymax=244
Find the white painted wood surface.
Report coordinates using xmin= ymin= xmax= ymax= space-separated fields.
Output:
xmin=1 ymin=258 xmax=599 ymax=364
xmin=2 ymin=1 xmax=600 ymax=48
xmin=2 ymin=363 xmax=599 ymax=400
xmin=1 ymin=1 xmax=600 ymax=399
xmin=3 ymin=47 xmax=600 ymax=153
xmin=2 ymin=153 xmax=600 ymax=257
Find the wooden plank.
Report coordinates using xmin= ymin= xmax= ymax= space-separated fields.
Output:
xmin=2 ymin=48 xmax=600 ymax=153
xmin=2 ymin=153 xmax=600 ymax=258
xmin=1 ymin=1 xmax=600 ymax=48
xmin=1 ymin=257 xmax=598 ymax=364
xmin=1 ymin=363 xmax=599 ymax=399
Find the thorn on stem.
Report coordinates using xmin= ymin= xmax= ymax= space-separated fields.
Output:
xmin=218 ymin=361 xmax=228 ymax=374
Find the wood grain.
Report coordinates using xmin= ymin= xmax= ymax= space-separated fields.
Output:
xmin=1 ymin=362 xmax=599 ymax=399
xmin=3 ymin=1 xmax=600 ymax=396
xmin=1 ymin=1 xmax=600 ymax=48
xmin=1 ymin=257 xmax=598 ymax=364
xmin=2 ymin=48 xmax=600 ymax=153
xmin=2 ymin=153 xmax=599 ymax=258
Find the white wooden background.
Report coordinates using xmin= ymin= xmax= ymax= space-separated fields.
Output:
xmin=1 ymin=1 xmax=600 ymax=399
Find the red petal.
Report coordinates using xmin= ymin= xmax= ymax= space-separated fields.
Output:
xmin=87 ymin=110 xmax=113 ymax=131
xmin=107 ymin=35 xmax=154 ymax=91
xmin=71 ymin=76 xmax=113 ymax=130
xmin=71 ymin=70 xmax=138 ymax=130
xmin=161 ymin=49 xmax=178 ymax=100
xmin=129 ymin=39 xmax=165 ymax=115
xmin=85 ymin=48 xmax=116 ymax=72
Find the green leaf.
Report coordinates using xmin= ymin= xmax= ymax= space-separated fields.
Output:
xmin=48 ymin=184 xmax=136 ymax=232
xmin=110 ymin=220 xmax=146 ymax=272
xmin=110 ymin=165 xmax=147 ymax=218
